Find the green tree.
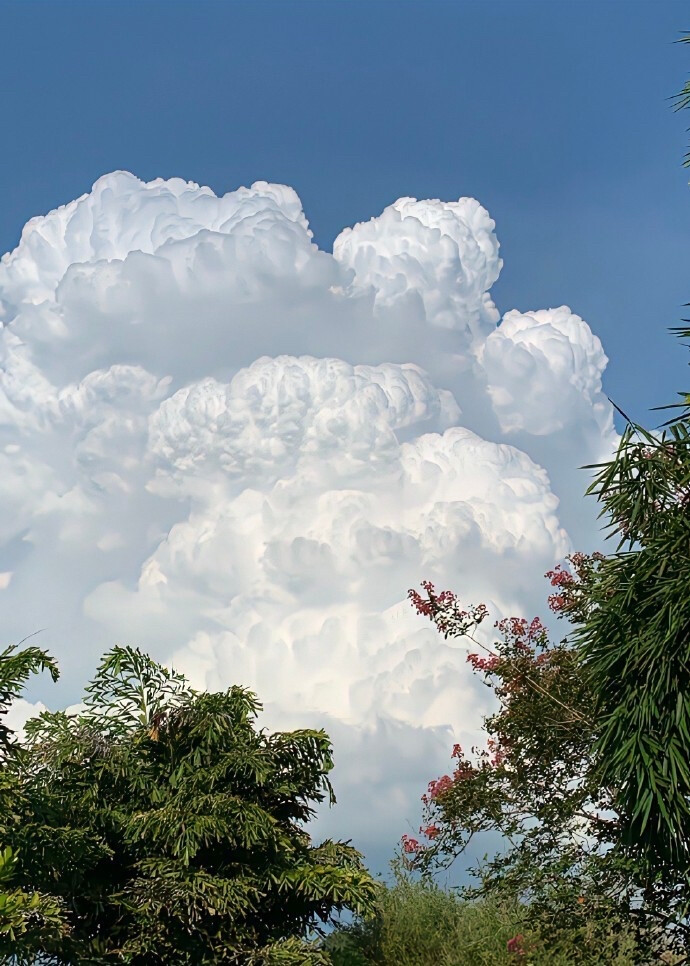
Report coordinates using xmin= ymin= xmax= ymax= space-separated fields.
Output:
xmin=0 ymin=642 xmax=66 ymax=964
xmin=10 ymin=646 xmax=378 ymax=964
xmin=572 ymin=359 xmax=690 ymax=885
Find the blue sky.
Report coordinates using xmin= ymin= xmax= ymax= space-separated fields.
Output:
xmin=2 ymin=0 xmax=688 ymax=428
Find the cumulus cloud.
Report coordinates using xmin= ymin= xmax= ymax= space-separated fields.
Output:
xmin=333 ymin=195 xmax=502 ymax=335
xmin=0 ymin=172 xmax=618 ymax=869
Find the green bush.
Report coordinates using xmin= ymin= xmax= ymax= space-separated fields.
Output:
xmin=323 ymin=869 xmax=645 ymax=966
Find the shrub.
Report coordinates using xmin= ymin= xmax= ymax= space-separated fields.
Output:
xmin=324 ymin=867 xmax=642 ymax=965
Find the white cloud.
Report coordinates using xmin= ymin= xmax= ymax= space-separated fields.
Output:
xmin=479 ymin=306 xmax=612 ymax=438
xmin=0 ymin=172 xmax=618 ymax=869
xmin=4 ymin=697 xmax=48 ymax=744
xmin=333 ymin=195 xmax=502 ymax=335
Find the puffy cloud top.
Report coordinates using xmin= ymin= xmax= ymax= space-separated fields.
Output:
xmin=150 ymin=356 xmax=460 ymax=485
xmin=479 ymin=306 xmax=612 ymax=436
xmin=0 ymin=172 xmax=309 ymax=314
xmin=334 ymin=196 xmax=502 ymax=336
xmin=0 ymin=172 xmax=617 ymax=869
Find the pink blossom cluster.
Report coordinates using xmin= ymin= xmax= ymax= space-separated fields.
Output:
xmin=427 ymin=774 xmax=454 ymax=801
xmin=401 ymin=834 xmax=420 ymax=854
xmin=545 ymin=563 xmax=576 ymax=613
xmin=407 ymin=580 xmax=455 ymax=617
xmin=496 ymin=615 xmax=547 ymax=645
xmin=466 ymin=652 xmax=500 ymax=673
xmin=407 ymin=581 xmax=489 ymax=639
xmin=487 ymin=737 xmax=506 ymax=768
xmin=545 ymin=552 xmax=605 ymax=614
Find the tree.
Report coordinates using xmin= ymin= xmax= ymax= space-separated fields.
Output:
xmin=571 ymin=408 xmax=690 ymax=886
xmin=401 ymin=568 xmax=684 ymax=961
xmin=0 ymin=642 xmax=67 ymax=964
xmin=9 ymin=646 xmax=379 ymax=964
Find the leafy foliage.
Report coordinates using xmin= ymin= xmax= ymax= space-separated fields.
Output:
xmin=400 ymin=569 xmax=684 ymax=961
xmin=0 ymin=641 xmax=67 ymax=963
xmin=0 ymin=641 xmax=58 ymax=758
xmin=573 ymin=417 xmax=690 ymax=882
xmin=81 ymin=644 xmax=191 ymax=736
xmin=9 ymin=646 xmax=379 ymax=963
xmin=0 ymin=845 xmax=66 ymax=964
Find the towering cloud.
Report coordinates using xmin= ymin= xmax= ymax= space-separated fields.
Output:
xmin=0 ymin=173 xmax=617 ymax=869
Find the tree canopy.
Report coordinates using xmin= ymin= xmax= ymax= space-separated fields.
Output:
xmin=0 ymin=643 xmax=66 ymax=963
xmin=2 ymin=645 xmax=378 ymax=964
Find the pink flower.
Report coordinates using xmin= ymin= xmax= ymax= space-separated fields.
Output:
xmin=545 ymin=564 xmax=575 ymax=589
xmin=408 ymin=587 xmax=433 ymax=617
xmin=507 ymin=933 xmax=527 ymax=958
xmin=487 ymin=738 xmax=506 ymax=767
xmin=547 ymin=593 xmax=566 ymax=613
xmin=427 ymin=774 xmax=454 ymax=800
xmin=527 ymin=616 xmax=547 ymax=641
xmin=467 ymin=653 xmax=500 ymax=673
xmin=401 ymin=834 xmax=420 ymax=854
